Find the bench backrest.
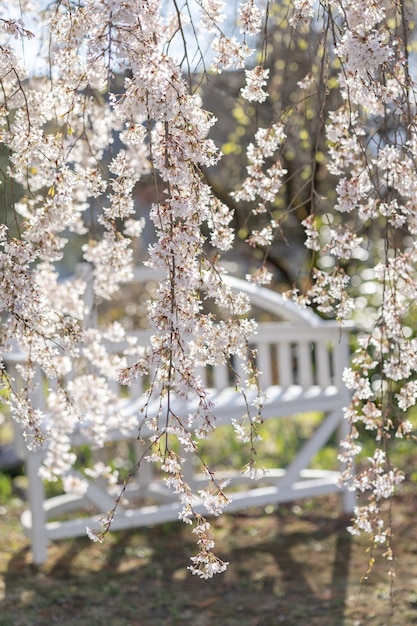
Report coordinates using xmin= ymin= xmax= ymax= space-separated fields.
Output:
xmin=99 ymin=271 xmax=350 ymax=399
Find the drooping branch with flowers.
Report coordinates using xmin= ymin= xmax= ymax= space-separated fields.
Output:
xmin=0 ymin=0 xmax=416 ymax=577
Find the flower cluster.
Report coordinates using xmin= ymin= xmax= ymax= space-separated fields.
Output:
xmin=0 ymin=0 xmax=270 ymax=574
xmin=238 ymin=0 xmax=264 ymax=35
xmin=241 ymin=66 xmax=270 ymax=103
xmin=295 ymin=0 xmax=417 ymax=565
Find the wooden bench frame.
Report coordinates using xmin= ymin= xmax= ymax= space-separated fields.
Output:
xmin=7 ymin=271 xmax=355 ymax=565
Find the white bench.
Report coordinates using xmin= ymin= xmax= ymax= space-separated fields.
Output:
xmin=7 ymin=271 xmax=355 ymax=565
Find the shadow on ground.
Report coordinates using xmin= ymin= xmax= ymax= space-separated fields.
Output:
xmin=1 ymin=494 xmax=416 ymax=625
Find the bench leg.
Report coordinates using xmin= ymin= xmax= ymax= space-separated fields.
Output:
xmin=342 ymin=486 xmax=356 ymax=514
xmin=25 ymin=450 xmax=48 ymax=565
xmin=338 ymin=410 xmax=356 ymax=514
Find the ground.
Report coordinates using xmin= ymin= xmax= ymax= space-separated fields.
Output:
xmin=1 ymin=488 xmax=417 ymax=626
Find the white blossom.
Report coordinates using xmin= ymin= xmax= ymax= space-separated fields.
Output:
xmin=241 ymin=66 xmax=270 ymax=103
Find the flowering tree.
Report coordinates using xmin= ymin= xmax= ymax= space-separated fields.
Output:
xmin=0 ymin=0 xmax=416 ymax=577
